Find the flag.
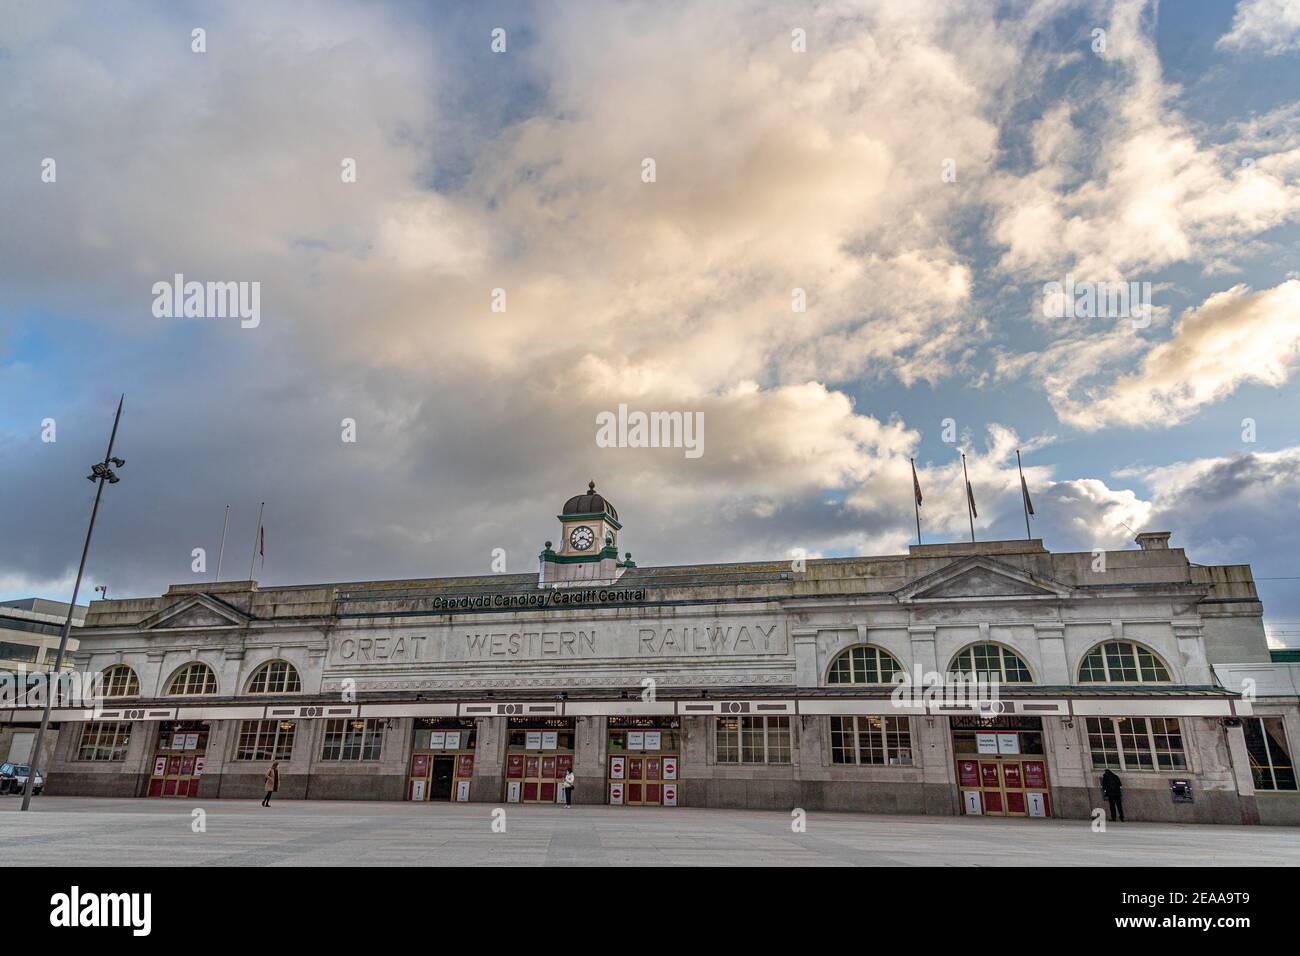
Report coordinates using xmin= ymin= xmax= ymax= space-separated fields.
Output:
xmin=911 ymin=460 xmax=923 ymax=507
xmin=259 ymin=525 xmax=265 ymax=564
xmin=966 ymin=479 xmax=978 ymax=519
xmin=1020 ymin=474 xmax=1035 ymax=517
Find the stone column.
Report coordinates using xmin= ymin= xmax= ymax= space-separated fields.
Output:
xmin=573 ymin=715 xmax=606 ymax=805
xmin=917 ymin=715 xmax=958 ymax=815
xmin=792 ymin=628 xmax=819 ymax=686
xmin=1034 ymin=624 xmax=1069 ymax=683
xmin=470 ymin=717 xmax=504 ymax=803
xmin=1173 ymin=620 xmax=1212 ymax=684
xmin=908 ymin=626 xmax=937 ymax=679
xmin=1222 ymin=721 xmax=1259 ymax=825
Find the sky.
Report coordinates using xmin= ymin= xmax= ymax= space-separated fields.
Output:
xmin=1 ymin=0 xmax=1299 ymax=647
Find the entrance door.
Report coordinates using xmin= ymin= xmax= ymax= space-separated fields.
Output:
xmin=429 ymin=756 xmax=455 ymax=801
xmin=147 ymin=723 xmax=209 ymax=798
xmin=612 ymin=754 xmax=679 ymax=806
xmin=509 ymin=753 xmax=572 ymax=803
xmin=959 ymin=758 xmax=1051 ymax=817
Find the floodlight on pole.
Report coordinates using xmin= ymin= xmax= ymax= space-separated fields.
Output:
xmin=21 ymin=395 xmax=126 ymax=811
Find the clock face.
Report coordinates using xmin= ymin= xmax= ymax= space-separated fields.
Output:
xmin=569 ymin=525 xmax=595 ymax=551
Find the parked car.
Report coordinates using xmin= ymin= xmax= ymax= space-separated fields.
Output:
xmin=0 ymin=762 xmax=43 ymax=795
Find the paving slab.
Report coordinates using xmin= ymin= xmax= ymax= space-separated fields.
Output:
xmin=2 ymin=797 xmax=1297 ymax=866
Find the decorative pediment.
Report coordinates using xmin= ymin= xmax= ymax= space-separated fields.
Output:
xmin=140 ymin=594 xmax=251 ymax=630
xmin=896 ymin=557 xmax=1070 ymax=604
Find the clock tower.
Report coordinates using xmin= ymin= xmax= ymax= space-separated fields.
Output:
xmin=539 ymin=481 xmax=633 ymax=586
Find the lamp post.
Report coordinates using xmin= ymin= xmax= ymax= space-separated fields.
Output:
xmin=21 ymin=395 xmax=126 ymax=811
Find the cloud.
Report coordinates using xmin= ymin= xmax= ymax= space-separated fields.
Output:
xmin=988 ymin=0 xmax=1300 ymax=287
xmin=1000 ymin=280 xmax=1300 ymax=429
xmin=1217 ymin=0 xmax=1300 ymax=55
xmin=2 ymin=0 xmax=1299 ymax=659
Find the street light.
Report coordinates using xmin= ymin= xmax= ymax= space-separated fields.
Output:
xmin=21 ymin=395 xmax=126 ymax=811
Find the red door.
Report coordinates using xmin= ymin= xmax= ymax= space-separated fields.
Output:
xmin=627 ymin=758 xmax=643 ymax=803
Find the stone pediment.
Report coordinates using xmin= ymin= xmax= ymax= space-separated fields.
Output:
xmin=896 ymin=557 xmax=1069 ymax=603
xmin=141 ymin=594 xmax=251 ymax=630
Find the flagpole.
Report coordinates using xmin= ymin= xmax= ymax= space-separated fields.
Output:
xmin=1016 ymin=449 xmax=1031 ymax=541
xmin=214 ymin=504 xmax=230 ymax=582
xmin=961 ymin=453 xmax=976 ymax=543
xmin=248 ymin=501 xmax=264 ymax=580
xmin=910 ymin=458 xmax=922 ymax=546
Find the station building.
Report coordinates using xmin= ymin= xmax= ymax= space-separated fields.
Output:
xmin=26 ymin=483 xmax=1300 ymax=824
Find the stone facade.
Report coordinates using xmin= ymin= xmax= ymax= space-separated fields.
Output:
xmin=23 ymin=494 xmax=1292 ymax=825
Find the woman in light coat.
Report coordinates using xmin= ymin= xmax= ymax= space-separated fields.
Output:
xmin=261 ymin=761 xmax=280 ymax=807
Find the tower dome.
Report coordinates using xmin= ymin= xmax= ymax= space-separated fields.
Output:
xmin=562 ymin=480 xmax=618 ymax=521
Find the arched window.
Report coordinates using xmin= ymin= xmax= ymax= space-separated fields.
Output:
xmin=1078 ymin=641 xmax=1172 ymax=683
xmin=827 ymin=645 xmax=904 ymax=684
xmin=246 ymin=660 xmax=302 ymax=694
xmin=165 ymin=662 xmax=218 ymax=696
xmin=948 ymin=643 xmax=1033 ymax=683
xmin=100 ymin=664 xmax=139 ymax=698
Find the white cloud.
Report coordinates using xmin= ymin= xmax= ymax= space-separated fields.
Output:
xmin=1217 ymin=0 xmax=1300 ymax=55
xmin=1001 ymin=280 xmax=1300 ymax=430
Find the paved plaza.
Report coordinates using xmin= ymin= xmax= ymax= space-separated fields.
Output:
xmin=3 ymin=797 xmax=1297 ymax=865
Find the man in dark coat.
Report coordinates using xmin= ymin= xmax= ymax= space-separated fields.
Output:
xmin=1100 ymin=768 xmax=1124 ymax=822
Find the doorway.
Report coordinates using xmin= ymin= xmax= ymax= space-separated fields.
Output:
xmin=429 ymin=755 xmax=455 ymax=801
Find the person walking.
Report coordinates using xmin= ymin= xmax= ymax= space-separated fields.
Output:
xmin=562 ymin=768 xmax=575 ymax=808
xmin=262 ymin=761 xmax=280 ymax=807
xmin=1100 ymin=768 xmax=1124 ymax=822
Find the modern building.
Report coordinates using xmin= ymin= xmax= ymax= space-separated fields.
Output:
xmin=20 ymin=484 xmax=1299 ymax=824
xmin=0 ymin=598 xmax=85 ymax=767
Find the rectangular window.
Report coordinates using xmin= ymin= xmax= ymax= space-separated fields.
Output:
xmin=1086 ymin=717 xmax=1186 ymax=772
xmin=715 ymin=716 xmax=791 ymax=764
xmin=235 ymin=720 xmax=296 ymax=761
xmin=830 ymin=716 xmax=913 ymax=766
xmin=75 ymin=721 xmax=133 ymax=762
xmin=320 ymin=719 xmax=384 ymax=761
xmin=0 ymin=641 xmax=40 ymax=663
xmin=1244 ymin=717 xmax=1297 ymax=791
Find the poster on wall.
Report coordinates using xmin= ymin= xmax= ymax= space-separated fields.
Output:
xmin=194 ymin=757 xmax=206 ymax=777
xmin=506 ymin=754 xmax=525 ymax=778
xmin=976 ymin=733 xmax=999 ymax=755
xmin=663 ymin=784 xmax=678 ymax=806
xmin=411 ymin=754 xmax=430 ymax=777
xmin=153 ymin=757 xmax=166 ymax=777
xmin=1027 ymin=792 xmax=1047 ymax=817
xmin=644 ymin=731 xmax=661 ymax=750
xmin=962 ymin=790 xmax=983 ymax=815
xmin=456 ymin=754 xmax=475 ymax=778
xmin=444 ymin=732 xmax=462 ymax=750
xmin=609 ymin=782 xmax=624 ymax=805
xmin=507 ymin=781 xmax=522 ymax=803
xmin=997 ymin=733 xmax=1020 ymax=755
xmin=429 ymin=731 xmax=446 ymax=750
xmin=456 ymin=780 xmax=470 ymax=802
xmin=609 ymin=756 xmax=625 ymax=780
xmin=525 ymin=731 xmax=542 ymax=750
xmin=958 ymin=760 xmax=979 ymax=787
xmin=541 ymin=731 xmax=558 ymax=750
xmin=627 ymin=731 xmax=644 ymax=750
xmin=663 ymin=757 xmax=678 ymax=780
xmin=1023 ymin=761 xmax=1047 ymax=788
